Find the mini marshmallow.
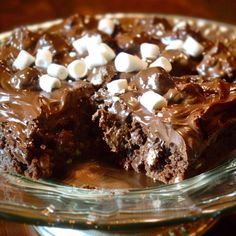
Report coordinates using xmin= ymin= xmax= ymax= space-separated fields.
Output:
xmin=95 ymin=43 xmax=116 ymax=62
xmin=149 ymin=56 xmax=172 ymax=72
xmin=140 ymin=43 xmax=160 ymax=60
xmin=47 ymin=63 xmax=68 ymax=80
xmin=107 ymin=79 xmax=128 ymax=94
xmin=72 ymin=36 xmax=88 ymax=55
xmin=114 ymin=52 xmax=148 ymax=73
xmin=67 ymin=59 xmax=88 ymax=80
xmin=182 ymin=36 xmax=204 ymax=57
xmin=98 ymin=18 xmax=115 ymax=35
xmin=13 ymin=50 xmax=35 ymax=70
xmin=140 ymin=90 xmax=167 ymax=113
xmin=35 ymin=48 xmax=53 ymax=68
xmin=39 ymin=74 xmax=61 ymax=92
xmin=87 ymin=34 xmax=102 ymax=47
xmin=84 ymin=54 xmax=108 ymax=69
xmin=87 ymin=43 xmax=115 ymax=62
xmin=165 ymin=39 xmax=184 ymax=51
xmin=72 ymin=34 xmax=102 ymax=55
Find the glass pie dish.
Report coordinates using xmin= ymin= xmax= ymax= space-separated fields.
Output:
xmin=0 ymin=14 xmax=236 ymax=235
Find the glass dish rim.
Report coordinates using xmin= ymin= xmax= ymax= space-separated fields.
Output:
xmin=0 ymin=13 xmax=236 ymax=230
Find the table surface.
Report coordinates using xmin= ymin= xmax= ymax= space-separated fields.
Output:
xmin=0 ymin=0 xmax=235 ymax=235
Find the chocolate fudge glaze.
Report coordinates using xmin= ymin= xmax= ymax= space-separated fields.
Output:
xmin=1 ymin=14 xmax=236 ymax=183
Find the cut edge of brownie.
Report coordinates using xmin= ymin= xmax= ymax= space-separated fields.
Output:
xmin=0 ymin=81 xmax=111 ymax=179
xmin=92 ymin=107 xmax=189 ymax=184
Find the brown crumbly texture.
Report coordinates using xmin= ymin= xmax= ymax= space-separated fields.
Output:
xmin=1 ymin=14 xmax=236 ymax=184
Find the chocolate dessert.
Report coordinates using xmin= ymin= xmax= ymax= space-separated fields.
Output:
xmin=0 ymin=14 xmax=236 ymax=184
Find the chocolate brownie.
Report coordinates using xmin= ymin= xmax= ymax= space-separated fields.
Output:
xmin=0 ymin=14 xmax=236 ymax=183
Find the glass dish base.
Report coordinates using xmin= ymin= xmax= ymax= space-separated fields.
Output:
xmin=34 ymin=217 xmax=217 ymax=236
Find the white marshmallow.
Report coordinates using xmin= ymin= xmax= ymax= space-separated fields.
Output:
xmin=87 ymin=34 xmax=102 ymax=47
xmin=98 ymin=18 xmax=115 ymax=35
xmin=95 ymin=43 xmax=116 ymax=62
xmin=39 ymin=74 xmax=61 ymax=92
xmin=165 ymin=40 xmax=184 ymax=51
xmin=107 ymin=79 xmax=128 ymax=94
xmin=84 ymin=54 xmax=108 ymax=69
xmin=149 ymin=56 xmax=172 ymax=72
xmin=87 ymin=43 xmax=115 ymax=62
xmin=47 ymin=63 xmax=68 ymax=80
xmin=114 ymin=52 xmax=148 ymax=73
xmin=140 ymin=90 xmax=167 ymax=113
xmin=73 ymin=36 xmax=114 ymax=70
xmin=72 ymin=36 xmax=88 ymax=55
xmin=72 ymin=34 xmax=102 ymax=55
xmin=35 ymin=48 xmax=53 ymax=68
xmin=140 ymin=43 xmax=160 ymax=60
xmin=13 ymin=50 xmax=35 ymax=70
xmin=85 ymin=43 xmax=115 ymax=70
xmin=67 ymin=60 xmax=88 ymax=80
xmin=182 ymin=36 xmax=204 ymax=57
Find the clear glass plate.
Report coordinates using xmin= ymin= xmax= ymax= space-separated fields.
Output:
xmin=0 ymin=14 xmax=236 ymax=233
